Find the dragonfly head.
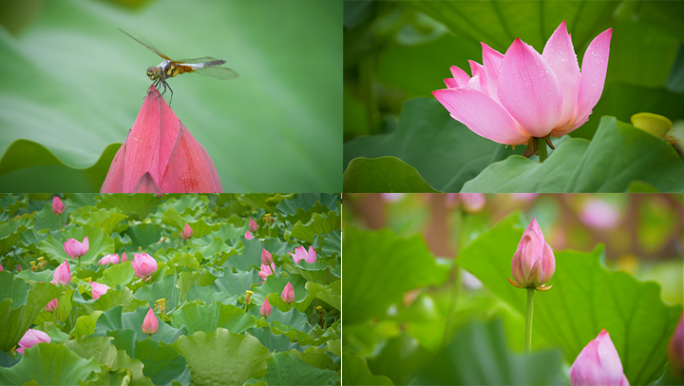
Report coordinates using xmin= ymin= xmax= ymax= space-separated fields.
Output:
xmin=146 ymin=66 xmax=161 ymax=81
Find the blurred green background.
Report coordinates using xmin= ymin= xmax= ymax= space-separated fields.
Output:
xmin=0 ymin=0 xmax=341 ymax=192
xmin=343 ymin=1 xmax=684 ymax=142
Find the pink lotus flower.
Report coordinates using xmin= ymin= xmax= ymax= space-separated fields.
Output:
xmin=580 ymin=199 xmax=621 ymax=229
xmin=15 ymin=264 xmax=21 ymax=272
xmin=91 ymin=282 xmax=110 ymax=300
xmin=282 ymin=282 xmax=295 ymax=304
xmin=507 ymin=218 xmax=555 ymax=291
xmin=52 ymin=196 xmax=64 ymax=216
xmin=181 ymin=223 xmax=193 ymax=241
xmin=669 ymin=313 xmax=684 ymax=378
xmin=0 ymin=264 xmax=3 ymax=271
xmin=121 ymin=252 xmax=128 ymax=262
xmin=258 ymin=263 xmax=273 ymax=281
xmin=99 ymin=253 xmax=120 ymax=266
xmin=261 ymin=248 xmax=273 ymax=266
xmin=291 ymin=246 xmax=317 ymax=264
xmin=52 ymin=261 xmax=71 ymax=286
xmin=460 ymin=193 xmax=486 ymax=213
xmin=44 ymin=298 xmax=59 ymax=312
xmin=16 ymin=329 xmax=50 ymax=354
xmin=260 ymin=298 xmax=272 ymax=317
xmin=249 ymin=218 xmax=258 ymax=233
xmin=142 ymin=307 xmax=159 ymax=335
xmin=132 ymin=252 xmax=158 ymax=280
xmin=64 ymin=237 xmax=89 ymax=259
xmin=245 ymin=231 xmax=254 ymax=240
xmin=100 ymin=85 xmax=222 ymax=193
xmin=570 ymin=329 xmax=629 ymax=386
xmin=434 ymin=21 xmax=612 ymax=150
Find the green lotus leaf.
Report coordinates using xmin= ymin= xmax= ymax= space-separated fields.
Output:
xmin=96 ymin=195 xmax=160 ymax=221
xmin=0 ymin=343 xmax=101 ymax=384
xmin=38 ymin=224 xmax=115 ymax=265
xmin=133 ymin=274 xmax=181 ymax=312
xmin=0 ymin=215 xmax=31 ymax=256
xmin=246 ymin=352 xmax=340 ymax=386
xmin=291 ymin=211 xmax=341 ymax=243
xmin=94 ymin=306 xmax=187 ymax=345
xmin=170 ymin=301 xmax=256 ymax=335
xmin=342 ymin=353 xmax=394 ymax=386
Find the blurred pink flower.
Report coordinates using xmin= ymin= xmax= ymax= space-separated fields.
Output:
xmin=511 ymin=193 xmax=539 ymax=202
xmin=258 ymin=263 xmax=273 ymax=281
xmin=570 ymin=329 xmax=629 ymax=386
xmin=580 ymin=199 xmax=621 ymax=229
xmin=52 ymin=197 xmax=64 ymax=216
xmin=99 ymin=254 xmax=120 ymax=266
xmin=291 ymin=246 xmax=317 ymax=264
xmin=0 ymin=264 xmax=3 ymax=271
xmin=52 ymin=261 xmax=71 ymax=286
xmin=461 ymin=193 xmax=486 ymax=213
xmin=260 ymin=298 xmax=272 ymax=317
xmin=44 ymin=298 xmax=59 ymax=312
xmin=261 ymin=248 xmax=273 ymax=265
xmin=132 ymin=252 xmax=157 ymax=280
xmin=508 ymin=218 xmax=555 ymax=291
xmin=181 ymin=223 xmax=193 ymax=241
xmin=669 ymin=313 xmax=684 ymax=378
xmin=91 ymin=282 xmax=110 ymax=300
xmin=282 ymin=282 xmax=295 ymax=304
xmin=381 ymin=193 xmax=406 ymax=202
xmin=64 ymin=237 xmax=89 ymax=259
xmin=249 ymin=218 xmax=258 ymax=233
xmin=16 ymin=264 xmax=21 ymax=272
xmin=245 ymin=231 xmax=254 ymax=240
xmin=121 ymin=252 xmax=128 ymax=262
xmin=434 ymin=21 xmax=612 ymax=146
xmin=142 ymin=308 xmax=159 ymax=335
xmin=17 ymin=329 xmax=50 ymax=354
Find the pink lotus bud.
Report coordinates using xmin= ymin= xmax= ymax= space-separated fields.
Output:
xmin=44 ymin=298 xmax=59 ymax=312
xmin=580 ymin=199 xmax=621 ymax=229
xmin=132 ymin=252 xmax=158 ymax=280
xmin=291 ymin=246 xmax=317 ymax=264
xmin=16 ymin=264 xmax=21 ymax=272
xmin=91 ymin=282 xmax=110 ymax=300
xmin=53 ymin=261 xmax=71 ymax=286
xmin=507 ymin=218 xmax=555 ymax=291
xmin=570 ymin=330 xmax=629 ymax=386
xmin=17 ymin=329 xmax=50 ymax=354
xmin=260 ymin=298 xmax=272 ymax=317
xmin=249 ymin=218 xmax=258 ymax=233
xmin=258 ymin=263 xmax=273 ymax=281
xmin=282 ymin=282 xmax=295 ymax=304
xmin=0 ymin=264 xmax=3 ymax=271
xmin=52 ymin=196 xmax=64 ymax=216
xmin=245 ymin=231 xmax=254 ymax=240
xmin=121 ymin=252 xmax=128 ymax=262
xmin=142 ymin=307 xmax=159 ymax=335
xmin=181 ymin=223 xmax=193 ymax=241
xmin=99 ymin=254 xmax=120 ymax=266
xmin=261 ymin=248 xmax=273 ymax=265
xmin=434 ymin=21 xmax=612 ymax=146
xmin=669 ymin=313 xmax=684 ymax=378
xmin=460 ymin=193 xmax=486 ymax=213
xmin=64 ymin=237 xmax=89 ymax=259
xmin=100 ymin=85 xmax=222 ymax=193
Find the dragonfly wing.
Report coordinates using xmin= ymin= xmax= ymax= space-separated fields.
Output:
xmin=194 ymin=65 xmax=239 ymax=80
xmin=119 ymin=28 xmax=171 ymax=60
xmin=176 ymin=56 xmax=222 ymax=64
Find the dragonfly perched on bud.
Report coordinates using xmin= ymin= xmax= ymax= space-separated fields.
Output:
xmin=120 ymin=29 xmax=239 ymax=104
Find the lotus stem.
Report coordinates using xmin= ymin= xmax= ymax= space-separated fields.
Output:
xmin=525 ymin=287 xmax=534 ymax=354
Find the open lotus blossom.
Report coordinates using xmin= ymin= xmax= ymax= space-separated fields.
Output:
xmin=670 ymin=313 xmax=684 ymax=378
xmin=142 ymin=308 xmax=159 ymax=335
xmin=132 ymin=252 xmax=158 ymax=280
xmin=52 ymin=261 xmax=71 ymax=286
xmin=282 ymin=282 xmax=295 ymax=304
xmin=245 ymin=231 xmax=254 ymax=240
xmin=44 ymin=298 xmax=59 ymax=312
xmin=570 ymin=329 xmax=629 ymax=386
xmin=17 ymin=329 xmax=50 ymax=354
xmin=291 ymin=246 xmax=317 ymax=264
xmin=260 ymin=298 xmax=273 ymax=317
xmin=258 ymin=263 xmax=273 ymax=281
xmin=100 ymin=85 xmax=222 ymax=193
xmin=249 ymin=218 xmax=258 ymax=233
xmin=181 ymin=223 xmax=193 ymax=241
xmin=64 ymin=237 xmax=89 ymax=259
xmin=508 ymin=218 xmax=555 ymax=291
xmin=434 ymin=21 xmax=612 ymax=155
xmin=91 ymin=282 xmax=110 ymax=300
xmin=261 ymin=248 xmax=273 ymax=266
xmin=99 ymin=253 xmax=120 ymax=266
xmin=52 ymin=196 xmax=64 ymax=216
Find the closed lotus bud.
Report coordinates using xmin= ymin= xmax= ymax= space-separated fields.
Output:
xmin=290 ymin=246 xmax=317 ymax=264
xmin=99 ymin=254 xmax=120 ymax=266
xmin=100 ymin=85 xmax=222 ymax=193
xmin=132 ymin=252 xmax=158 ymax=280
xmin=0 ymin=264 xmax=3 ymax=271
xmin=16 ymin=264 xmax=21 ymax=272
xmin=261 ymin=248 xmax=273 ymax=265
xmin=142 ymin=307 xmax=159 ymax=335
xmin=17 ymin=329 xmax=50 ymax=354
xmin=121 ymin=252 xmax=128 ymax=262
xmin=260 ymin=298 xmax=272 ymax=317
xmin=52 ymin=261 xmax=71 ymax=286
xmin=507 ymin=218 xmax=555 ymax=291
xmin=570 ymin=330 xmax=629 ymax=386
xmin=258 ymin=263 xmax=273 ymax=281
xmin=669 ymin=313 xmax=684 ymax=378
xmin=52 ymin=196 xmax=64 ymax=216
xmin=282 ymin=282 xmax=295 ymax=304
xmin=249 ymin=218 xmax=258 ymax=233
xmin=64 ymin=237 xmax=89 ymax=259
xmin=44 ymin=298 xmax=59 ymax=312
xmin=245 ymin=231 xmax=254 ymax=240
xmin=181 ymin=223 xmax=193 ymax=241
xmin=91 ymin=282 xmax=110 ymax=300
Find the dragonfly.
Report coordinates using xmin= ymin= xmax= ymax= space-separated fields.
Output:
xmin=120 ymin=29 xmax=238 ymax=104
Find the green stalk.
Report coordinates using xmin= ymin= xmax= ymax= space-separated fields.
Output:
xmin=440 ymin=263 xmax=461 ymax=351
xmin=536 ymin=137 xmax=548 ymax=163
xmin=525 ymin=288 xmax=535 ymax=354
